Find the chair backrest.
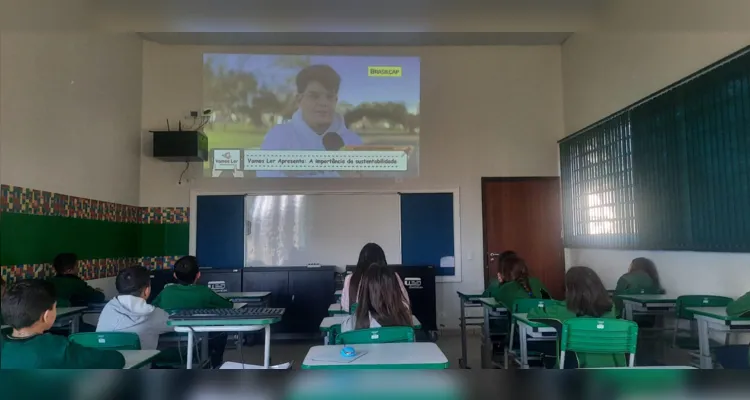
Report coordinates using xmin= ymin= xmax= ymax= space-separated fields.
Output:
xmin=675 ymin=295 xmax=734 ymax=320
xmin=69 ymin=332 xmax=141 ymax=350
xmin=350 ymin=303 xmax=358 ymax=314
xmin=335 ymin=326 xmax=415 ymax=345
xmin=560 ymin=318 xmax=638 ymax=366
xmin=513 ymin=298 xmax=556 ymax=314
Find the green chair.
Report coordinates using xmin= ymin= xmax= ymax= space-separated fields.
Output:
xmin=335 ymin=326 xmax=415 ymax=345
xmin=69 ymin=332 xmax=141 ymax=350
xmin=672 ymin=295 xmax=733 ymax=350
xmin=504 ymin=299 xmax=557 ymax=368
xmin=559 ymin=318 xmax=638 ymax=369
xmin=350 ymin=303 xmax=358 ymax=314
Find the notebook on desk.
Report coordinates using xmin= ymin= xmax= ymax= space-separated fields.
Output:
xmin=311 ymin=350 xmax=368 ymax=363
xmin=169 ymin=307 xmax=285 ymax=321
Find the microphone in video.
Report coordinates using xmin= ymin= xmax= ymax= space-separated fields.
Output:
xmin=322 ymin=131 xmax=345 ymax=151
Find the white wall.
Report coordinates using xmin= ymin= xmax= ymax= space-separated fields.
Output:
xmin=0 ymin=33 xmax=143 ymax=205
xmin=140 ymin=42 xmax=565 ymax=327
xmin=562 ymin=32 xmax=750 ymax=296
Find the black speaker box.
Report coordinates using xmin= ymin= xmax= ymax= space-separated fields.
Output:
xmin=152 ymin=131 xmax=208 ymax=162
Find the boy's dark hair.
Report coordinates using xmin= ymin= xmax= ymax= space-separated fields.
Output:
xmin=116 ymin=266 xmax=152 ymax=296
xmin=565 ymin=266 xmax=613 ymax=318
xmin=173 ymin=256 xmax=200 ymax=285
xmin=53 ymin=253 xmax=78 ymax=275
xmin=1 ymin=279 xmax=57 ymax=330
xmin=296 ymin=64 xmax=340 ymax=94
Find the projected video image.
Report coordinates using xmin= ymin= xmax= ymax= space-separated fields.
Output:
xmin=203 ymin=54 xmax=420 ymax=178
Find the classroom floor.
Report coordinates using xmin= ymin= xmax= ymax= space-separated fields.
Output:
xmin=220 ymin=327 xmax=694 ymax=369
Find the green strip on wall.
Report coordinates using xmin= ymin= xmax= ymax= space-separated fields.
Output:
xmin=0 ymin=213 xmax=140 ymax=265
xmin=139 ymin=223 xmax=190 ymax=257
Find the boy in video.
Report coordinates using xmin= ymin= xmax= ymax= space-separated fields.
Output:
xmin=48 ymin=252 xmax=105 ymax=307
xmin=152 ymin=256 xmax=232 ymax=368
xmin=97 ymin=266 xmax=172 ymax=350
xmin=258 ymin=64 xmax=363 ymax=177
xmin=1 ymin=279 xmax=125 ymax=369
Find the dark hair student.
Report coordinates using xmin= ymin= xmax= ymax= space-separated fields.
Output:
xmin=354 ymin=263 xmax=412 ymax=330
xmin=565 ymin=266 xmax=613 ymax=317
xmin=348 ymin=243 xmax=388 ymax=302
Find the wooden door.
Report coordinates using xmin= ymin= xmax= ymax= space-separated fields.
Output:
xmin=482 ymin=177 xmax=565 ymax=299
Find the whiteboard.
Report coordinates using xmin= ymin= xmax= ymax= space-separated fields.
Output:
xmin=244 ymin=194 xmax=402 ymax=268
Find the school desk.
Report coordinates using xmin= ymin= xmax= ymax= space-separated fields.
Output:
xmin=318 ymin=315 xmax=423 ymax=345
xmin=477 ymin=297 xmax=508 ymax=369
xmin=168 ymin=314 xmax=282 ymax=369
xmin=120 ymin=349 xmax=161 ymax=369
xmin=687 ymin=306 xmax=750 ymax=369
xmin=220 ymin=292 xmax=271 ymax=306
xmin=301 ymin=343 xmax=449 ymax=369
xmin=456 ymin=291 xmax=484 ymax=369
xmin=334 ymin=289 xmax=342 ymax=301
xmin=328 ymin=303 xmax=348 ymax=316
xmin=617 ymin=294 xmax=677 ymax=320
xmin=52 ymin=306 xmax=88 ymax=334
xmin=512 ymin=313 xmax=558 ymax=369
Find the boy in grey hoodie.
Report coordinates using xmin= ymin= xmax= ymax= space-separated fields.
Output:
xmin=96 ymin=266 xmax=172 ymax=349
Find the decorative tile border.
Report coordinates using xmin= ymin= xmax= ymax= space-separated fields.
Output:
xmin=0 ymin=256 xmax=182 ymax=283
xmin=0 ymin=184 xmax=188 ymax=224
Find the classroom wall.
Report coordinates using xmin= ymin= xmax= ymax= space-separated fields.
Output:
xmin=561 ymin=32 xmax=750 ymax=296
xmin=0 ymin=33 xmax=151 ymax=288
xmin=139 ymin=43 xmax=565 ymax=327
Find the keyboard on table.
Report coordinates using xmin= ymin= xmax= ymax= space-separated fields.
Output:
xmin=169 ymin=307 xmax=285 ymax=321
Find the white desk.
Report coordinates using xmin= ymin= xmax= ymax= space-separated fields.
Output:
xmin=318 ymin=315 xmax=423 ymax=345
xmin=618 ymin=294 xmax=677 ymax=320
xmin=328 ymin=303 xmax=347 ymax=316
xmin=168 ymin=314 xmax=282 ymax=369
xmin=512 ymin=313 xmax=558 ymax=369
xmin=456 ymin=291 xmax=484 ymax=369
xmin=688 ymin=306 xmax=750 ymax=369
xmin=120 ymin=349 xmax=161 ymax=369
xmin=53 ymin=306 xmax=88 ymax=334
xmin=302 ymin=343 xmax=449 ymax=369
xmin=334 ymin=290 xmax=342 ymax=299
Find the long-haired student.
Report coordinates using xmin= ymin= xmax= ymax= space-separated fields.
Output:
xmin=341 ymin=263 xmax=413 ymax=332
xmin=492 ymin=256 xmax=549 ymax=311
xmin=614 ymin=257 xmax=663 ymax=314
xmin=528 ymin=266 xmax=624 ymax=368
xmin=341 ymin=243 xmax=409 ymax=313
xmin=482 ymin=250 xmax=517 ymax=298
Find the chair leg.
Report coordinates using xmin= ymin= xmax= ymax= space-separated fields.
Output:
xmin=559 ymin=351 xmax=565 ymax=369
xmin=671 ymin=319 xmax=679 ymax=348
xmin=505 ymin=322 xmax=515 ymax=369
xmin=629 ymin=353 xmax=635 ymax=368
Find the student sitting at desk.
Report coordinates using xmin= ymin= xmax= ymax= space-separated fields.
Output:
xmin=341 ymin=243 xmax=409 ymax=313
xmin=152 ymin=256 xmax=232 ymax=368
xmin=97 ymin=266 xmax=172 ymax=350
xmin=492 ymin=256 xmax=549 ymax=311
xmin=48 ymin=253 xmax=106 ymax=308
xmin=341 ymin=263 xmax=413 ymax=332
xmin=482 ymin=250 xmax=516 ymax=298
xmin=614 ymin=257 xmax=663 ymax=315
xmin=1 ymin=279 xmax=125 ymax=369
xmin=528 ymin=266 xmax=623 ymax=368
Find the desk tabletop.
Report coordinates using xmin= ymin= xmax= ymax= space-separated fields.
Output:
xmin=168 ymin=316 xmax=281 ymax=327
xmin=477 ymin=297 xmax=507 ymax=311
xmin=457 ymin=291 xmax=484 ymax=301
xmin=302 ymin=343 xmax=448 ymax=369
xmin=220 ymin=292 xmax=271 ymax=299
xmin=328 ymin=303 xmax=347 ymax=314
xmin=319 ymin=315 xmax=422 ymax=330
xmin=334 ymin=290 xmax=342 ymax=297
xmin=120 ymin=349 xmax=161 ymax=369
xmin=57 ymin=306 xmax=88 ymax=317
xmin=617 ymin=294 xmax=677 ymax=304
xmin=687 ymin=306 xmax=750 ymax=321
xmin=513 ymin=313 xmax=554 ymax=329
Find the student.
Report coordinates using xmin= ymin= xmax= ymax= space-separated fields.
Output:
xmin=341 ymin=263 xmax=413 ymax=332
xmin=492 ymin=256 xmax=550 ymax=311
xmin=152 ymin=256 xmax=232 ymax=368
xmin=528 ymin=266 xmax=623 ymax=368
xmin=341 ymin=243 xmax=409 ymax=313
xmin=97 ymin=266 xmax=172 ymax=350
xmin=613 ymin=257 xmax=663 ymax=315
xmin=48 ymin=253 xmax=105 ymax=307
xmin=1 ymin=279 xmax=125 ymax=369
xmin=482 ymin=250 xmax=517 ymax=298
xmin=726 ymin=291 xmax=750 ymax=318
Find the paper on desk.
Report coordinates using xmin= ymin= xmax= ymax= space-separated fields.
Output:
xmin=311 ymin=350 xmax=368 ymax=363
xmin=220 ymin=361 xmax=292 ymax=369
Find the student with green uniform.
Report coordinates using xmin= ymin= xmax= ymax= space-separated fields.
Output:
xmin=482 ymin=251 xmax=516 ymax=298
xmin=613 ymin=257 xmax=663 ymax=315
xmin=492 ymin=256 xmax=549 ymax=311
xmin=152 ymin=256 xmax=232 ymax=368
xmin=48 ymin=253 xmax=106 ymax=307
xmin=1 ymin=279 xmax=125 ymax=369
xmin=528 ymin=266 xmax=624 ymax=368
